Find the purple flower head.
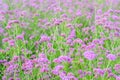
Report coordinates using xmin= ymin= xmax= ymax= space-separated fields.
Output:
xmin=8 ymin=20 xmax=19 ymax=25
xmin=40 ymin=67 xmax=49 ymax=73
xmin=67 ymin=72 xmax=78 ymax=80
xmin=47 ymin=42 xmax=53 ymax=48
xmin=39 ymin=35 xmax=50 ymax=42
xmin=112 ymin=15 xmax=119 ymax=20
xmin=2 ymin=76 xmax=7 ymax=80
xmin=52 ymin=65 xmax=64 ymax=75
xmin=53 ymin=58 xmax=61 ymax=64
xmin=114 ymin=64 xmax=120 ymax=74
xmin=54 ymin=65 xmax=64 ymax=71
xmin=66 ymin=39 xmax=72 ymax=44
xmin=53 ymin=56 xmax=72 ymax=63
xmin=116 ymin=76 xmax=120 ymax=80
xmin=114 ymin=32 xmax=120 ymax=37
xmin=68 ymin=29 xmax=76 ymax=39
xmin=93 ymin=68 xmax=105 ymax=76
xmin=60 ymin=33 xmax=66 ymax=37
xmin=6 ymin=64 xmax=19 ymax=75
xmin=106 ymin=54 xmax=116 ymax=61
xmin=29 ymin=35 xmax=35 ymax=40
xmin=85 ymin=43 xmax=96 ymax=50
xmin=16 ymin=34 xmax=24 ymax=40
xmin=54 ymin=19 xmax=62 ymax=25
xmin=16 ymin=78 xmax=21 ymax=80
xmin=37 ymin=57 xmax=49 ymax=64
xmin=73 ymin=38 xmax=83 ymax=44
xmin=52 ymin=70 xmax=59 ymax=75
xmin=78 ymin=70 xmax=86 ymax=78
xmin=66 ymin=23 xmax=73 ymax=28
xmin=83 ymin=51 xmax=97 ymax=60
xmin=12 ymin=56 xmax=19 ymax=62
xmin=0 ymin=27 xmax=4 ymax=34
xmin=8 ymin=77 xmax=14 ymax=80
xmin=39 ymin=53 xmax=46 ymax=58
xmin=61 ymin=14 xmax=67 ymax=18
xmin=8 ymin=39 xmax=15 ymax=46
xmin=6 ymin=25 xmax=11 ymax=29
xmin=22 ymin=60 xmax=33 ymax=73
xmin=0 ymin=60 xmax=7 ymax=64
xmin=76 ymin=10 xmax=82 ymax=16
xmin=2 ymin=38 xmax=9 ymax=43
xmin=59 ymin=71 xmax=67 ymax=79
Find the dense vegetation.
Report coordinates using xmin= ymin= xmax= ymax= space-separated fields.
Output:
xmin=0 ymin=0 xmax=120 ymax=80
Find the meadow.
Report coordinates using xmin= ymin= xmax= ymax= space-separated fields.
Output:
xmin=0 ymin=0 xmax=120 ymax=80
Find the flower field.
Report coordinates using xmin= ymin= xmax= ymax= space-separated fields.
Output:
xmin=0 ymin=0 xmax=120 ymax=80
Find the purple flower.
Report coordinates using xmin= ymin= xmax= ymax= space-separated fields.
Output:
xmin=8 ymin=40 xmax=15 ymax=46
xmin=0 ymin=60 xmax=7 ymax=64
xmin=8 ymin=77 xmax=14 ymax=80
xmin=59 ymin=72 xmax=78 ymax=80
xmin=93 ymin=68 xmax=105 ymax=76
xmin=66 ymin=23 xmax=73 ymax=28
xmin=52 ymin=65 xmax=64 ymax=75
xmin=8 ymin=20 xmax=19 ymax=25
xmin=67 ymin=72 xmax=78 ymax=80
xmin=68 ymin=29 xmax=76 ymax=39
xmin=66 ymin=39 xmax=72 ymax=44
xmin=12 ymin=56 xmax=19 ymax=62
xmin=2 ymin=38 xmax=9 ymax=43
xmin=76 ymin=10 xmax=82 ymax=16
xmin=29 ymin=35 xmax=35 ymax=40
xmin=2 ymin=76 xmax=7 ymax=80
xmin=6 ymin=25 xmax=11 ymax=29
xmin=16 ymin=34 xmax=24 ymax=40
xmin=40 ymin=67 xmax=49 ymax=73
xmin=106 ymin=54 xmax=116 ymax=61
xmin=53 ymin=56 xmax=72 ymax=63
xmin=53 ymin=58 xmax=61 ymax=64
xmin=73 ymin=38 xmax=83 ymax=44
xmin=5 ymin=64 xmax=19 ymax=76
xmin=78 ymin=70 xmax=86 ymax=78
xmin=39 ymin=35 xmax=50 ymax=42
xmin=116 ymin=76 xmax=120 ymax=80
xmin=114 ymin=64 xmax=120 ymax=73
xmin=83 ymin=51 xmax=97 ymax=60
xmin=54 ymin=65 xmax=64 ymax=71
xmin=16 ymin=78 xmax=21 ymax=80
xmin=22 ymin=60 xmax=33 ymax=73
xmin=112 ymin=15 xmax=119 ymax=20
xmin=59 ymin=71 xmax=67 ymax=79
xmin=0 ymin=27 xmax=4 ymax=34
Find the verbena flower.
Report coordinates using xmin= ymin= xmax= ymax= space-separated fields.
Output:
xmin=0 ymin=60 xmax=7 ymax=64
xmin=116 ymin=76 xmax=120 ymax=80
xmin=59 ymin=71 xmax=78 ymax=80
xmin=16 ymin=34 xmax=24 ymax=40
xmin=114 ymin=64 xmax=120 ymax=74
xmin=0 ymin=27 xmax=4 ymax=34
xmin=83 ymin=51 xmax=97 ymax=60
xmin=106 ymin=54 xmax=116 ymax=61
xmin=22 ymin=60 xmax=33 ymax=74
xmin=39 ymin=35 xmax=51 ymax=43
xmin=78 ymin=70 xmax=86 ymax=78
xmin=52 ymin=65 xmax=64 ymax=75
xmin=93 ymin=68 xmax=105 ymax=77
xmin=6 ymin=25 xmax=12 ymax=29
xmin=53 ymin=56 xmax=72 ymax=63
xmin=2 ymin=38 xmax=9 ymax=43
xmin=8 ymin=39 xmax=15 ymax=46
xmin=5 ymin=63 xmax=19 ymax=76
